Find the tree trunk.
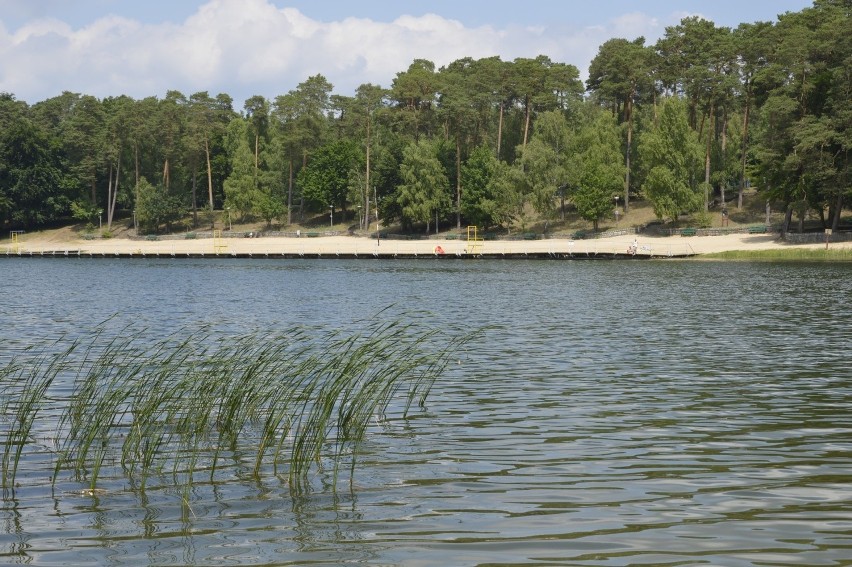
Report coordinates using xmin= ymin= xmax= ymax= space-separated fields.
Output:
xmin=107 ymin=157 xmax=120 ymax=230
xmin=720 ymin=107 xmax=728 ymax=205
xmin=205 ymin=138 xmax=214 ymax=215
xmin=134 ymin=142 xmax=140 ymax=187
xmin=163 ymin=158 xmax=170 ymax=189
xmin=134 ymin=142 xmax=140 ymax=216
xmin=704 ymin=112 xmax=713 ymax=212
xmin=522 ymin=95 xmax=531 ymax=150
xmin=300 ymin=150 xmax=308 ymax=221
xmin=456 ymin=137 xmax=461 ymax=229
xmin=739 ymin=90 xmax=751 ymax=210
xmin=497 ymin=101 xmax=504 ymax=160
xmin=191 ymin=170 xmax=198 ymax=227
xmin=106 ymin=164 xmax=114 ymax=229
xmin=374 ymin=185 xmax=379 ymax=232
xmin=832 ymin=192 xmax=842 ymax=231
xmin=287 ymin=159 xmax=293 ymax=226
xmin=254 ymin=132 xmax=259 ymax=184
xmin=624 ymin=95 xmax=633 ymax=214
xmin=365 ymin=188 xmax=369 ymax=232
xmin=782 ymin=201 xmax=793 ymax=236
xmin=112 ymin=159 xmax=119 ymax=227
xmin=365 ymin=117 xmax=371 ymax=231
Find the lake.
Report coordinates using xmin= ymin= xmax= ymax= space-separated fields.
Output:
xmin=1 ymin=257 xmax=851 ymax=566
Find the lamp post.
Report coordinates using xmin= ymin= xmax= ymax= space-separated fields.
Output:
xmin=133 ymin=209 xmax=137 ymax=234
xmin=226 ymin=206 xmax=232 ymax=231
xmin=614 ymin=196 xmax=620 ymax=225
xmin=98 ymin=209 xmax=103 ymax=231
xmin=329 ymin=206 xmax=333 ymax=227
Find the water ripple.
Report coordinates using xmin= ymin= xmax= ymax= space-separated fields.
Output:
xmin=1 ymin=258 xmax=850 ymax=565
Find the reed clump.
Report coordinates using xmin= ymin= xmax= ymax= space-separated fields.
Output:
xmin=701 ymin=247 xmax=852 ymax=261
xmin=1 ymin=315 xmax=478 ymax=497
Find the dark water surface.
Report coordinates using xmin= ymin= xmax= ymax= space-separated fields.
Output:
xmin=1 ymin=258 xmax=851 ymax=566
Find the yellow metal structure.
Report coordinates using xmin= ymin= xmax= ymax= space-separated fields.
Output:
xmin=213 ymin=229 xmax=228 ymax=253
xmin=466 ymin=226 xmax=483 ymax=255
xmin=10 ymin=231 xmax=23 ymax=254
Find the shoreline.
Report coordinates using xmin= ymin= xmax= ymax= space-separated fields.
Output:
xmin=4 ymin=231 xmax=851 ymax=259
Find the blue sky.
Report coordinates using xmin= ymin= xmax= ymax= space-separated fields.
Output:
xmin=1 ymin=0 xmax=814 ymax=105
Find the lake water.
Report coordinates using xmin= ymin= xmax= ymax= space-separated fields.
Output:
xmin=1 ymin=258 xmax=851 ymax=566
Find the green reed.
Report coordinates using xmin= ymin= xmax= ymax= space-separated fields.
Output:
xmin=2 ymin=340 xmax=77 ymax=491
xmin=0 ymin=315 xmax=478 ymax=498
xmin=701 ymin=247 xmax=852 ymax=261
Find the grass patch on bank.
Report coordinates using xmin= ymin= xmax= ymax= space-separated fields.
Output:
xmin=702 ymin=247 xmax=852 ymax=262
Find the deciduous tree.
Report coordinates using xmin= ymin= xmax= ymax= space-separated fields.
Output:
xmin=638 ymin=98 xmax=703 ymax=221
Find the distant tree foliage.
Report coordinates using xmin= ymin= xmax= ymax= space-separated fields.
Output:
xmin=0 ymin=1 xmax=849 ymax=234
xmin=570 ymin=110 xmax=626 ymax=230
xmin=397 ymin=139 xmax=451 ymax=233
xmin=639 ymin=98 xmax=703 ymax=221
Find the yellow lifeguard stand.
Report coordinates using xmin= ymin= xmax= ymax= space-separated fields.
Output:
xmin=213 ymin=229 xmax=228 ymax=254
xmin=466 ymin=226 xmax=483 ymax=255
xmin=10 ymin=230 xmax=24 ymax=254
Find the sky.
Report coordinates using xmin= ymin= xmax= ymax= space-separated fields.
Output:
xmin=1 ymin=0 xmax=814 ymax=106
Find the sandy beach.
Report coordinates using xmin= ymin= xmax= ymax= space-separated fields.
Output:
xmin=5 ymin=229 xmax=850 ymax=258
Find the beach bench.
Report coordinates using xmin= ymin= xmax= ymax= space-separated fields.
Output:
xmin=748 ymin=225 xmax=767 ymax=234
xmin=680 ymin=228 xmax=697 ymax=237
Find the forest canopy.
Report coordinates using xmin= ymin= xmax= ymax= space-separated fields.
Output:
xmin=1 ymin=0 xmax=848 ymax=236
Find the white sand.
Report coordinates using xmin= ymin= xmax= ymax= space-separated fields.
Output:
xmin=6 ymin=230 xmax=849 ymax=257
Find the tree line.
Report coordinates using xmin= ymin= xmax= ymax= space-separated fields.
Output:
xmin=0 ymin=0 xmax=848 ymax=236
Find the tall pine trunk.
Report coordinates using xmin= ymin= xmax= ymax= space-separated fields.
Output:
xmin=191 ymin=170 xmax=198 ymax=227
xmin=720 ymin=108 xmax=728 ymax=205
xmin=365 ymin=117 xmax=371 ymax=231
xmin=522 ymin=96 xmax=531 ymax=150
xmin=205 ymin=139 xmax=214 ymax=211
xmin=624 ymin=95 xmax=634 ymax=213
xmin=703 ymin=112 xmax=713 ymax=212
xmin=163 ymin=158 xmax=170 ymax=189
xmin=254 ymin=133 xmax=259 ymax=186
xmin=739 ymin=93 xmax=751 ymax=210
xmin=287 ymin=159 xmax=293 ymax=226
xmin=456 ymin=137 xmax=461 ymax=229
xmin=497 ymin=101 xmax=504 ymax=160
xmin=106 ymin=157 xmax=120 ymax=230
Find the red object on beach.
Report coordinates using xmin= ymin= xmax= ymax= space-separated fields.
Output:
xmin=434 ymin=245 xmax=445 ymax=255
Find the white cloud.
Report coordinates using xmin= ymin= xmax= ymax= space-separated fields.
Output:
xmin=0 ymin=0 xmax=676 ymax=105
